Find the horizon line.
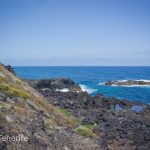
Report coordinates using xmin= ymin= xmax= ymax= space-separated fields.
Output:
xmin=13 ymin=65 xmax=150 ymax=67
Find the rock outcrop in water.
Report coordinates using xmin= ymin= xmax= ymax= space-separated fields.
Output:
xmin=105 ymin=80 xmax=150 ymax=86
xmin=27 ymin=78 xmax=81 ymax=92
xmin=0 ymin=64 xmax=150 ymax=150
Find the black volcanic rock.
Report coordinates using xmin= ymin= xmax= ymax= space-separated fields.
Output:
xmin=27 ymin=78 xmax=81 ymax=92
xmin=27 ymin=78 xmax=150 ymax=149
xmin=0 ymin=63 xmax=16 ymax=76
xmin=5 ymin=65 xmax=16 ymax=76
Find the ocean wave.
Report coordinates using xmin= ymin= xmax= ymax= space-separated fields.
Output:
xmin=56 ymin=88 xmax=70 ymax=92
xmin=79 ymin=84 xmax=97 ymax=94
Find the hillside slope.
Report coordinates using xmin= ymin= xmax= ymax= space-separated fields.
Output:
xmin=0 ymin=64 xmax=100 ymax=150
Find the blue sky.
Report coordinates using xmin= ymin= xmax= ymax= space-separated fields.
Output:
xmin=0 ymin=0 xmax=150 ymax=66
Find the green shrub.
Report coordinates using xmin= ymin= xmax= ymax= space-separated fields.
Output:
xmin=75 ymin=124 xmax=97 ymax=138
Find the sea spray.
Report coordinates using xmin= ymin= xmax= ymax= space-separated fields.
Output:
xmin=79 ymin=84 xmax=97 ymax=94
xmin=56 ymin=88 xmax=70 ymax=92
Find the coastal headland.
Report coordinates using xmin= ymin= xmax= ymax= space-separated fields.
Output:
xmin=0 ymin=64 xmax=150 ymax=150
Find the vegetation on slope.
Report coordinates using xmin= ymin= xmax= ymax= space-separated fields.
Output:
xmin=0 ymin=65 xmax=78 ymax=128
xmin=0 ymin=64 xmax=98 ymax=141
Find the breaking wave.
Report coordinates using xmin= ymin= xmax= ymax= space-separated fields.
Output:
xmin=56 ymin=88 xmax=70 ymax=92
xmin=79 ymin=84 xmax=97 ymax=94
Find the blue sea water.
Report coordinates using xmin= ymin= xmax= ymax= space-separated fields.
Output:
xmin=14 ymin=66 xmax=150 ymax=104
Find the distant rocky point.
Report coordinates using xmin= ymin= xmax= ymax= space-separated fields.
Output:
xmin=105 ymin=80 xmax=150 ymax=86
xmin=26 ymin=78 xmax=82 ymax=92
xmin=0 ymin=63 xmax=16 ymax=76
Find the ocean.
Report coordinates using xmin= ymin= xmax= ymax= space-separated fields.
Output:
xmin=14 ymin=66 xmax=150 ymax=104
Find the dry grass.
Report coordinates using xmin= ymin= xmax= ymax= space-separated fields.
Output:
xmin=0 ymin=64 xmax=78 ymax=128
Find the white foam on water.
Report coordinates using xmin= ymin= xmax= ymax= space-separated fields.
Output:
xmin=56 ymin=88 xmax=70 ymax=92
xmin=118 ymin=79 xmax=150 ymax=82
xmin=42 ymin=88 xmax=49 ymax=91
xmin=117 ymin=85 xmax=150 ymax=87
xmin=107 ymin=84 xmax=150 ymax=87
xmin=79 ymin=84 xmax=97 ymax=94
xmin=135 ymin=79 xmax=150 ymax=82
xmin=117 ymin=80 xmax=128 ymax=82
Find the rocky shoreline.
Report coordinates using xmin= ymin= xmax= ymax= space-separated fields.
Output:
xmin=27 ymin=78 xmax=150 ymax=149
xmin=0 ymin=64 xmax=150 ymax=149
